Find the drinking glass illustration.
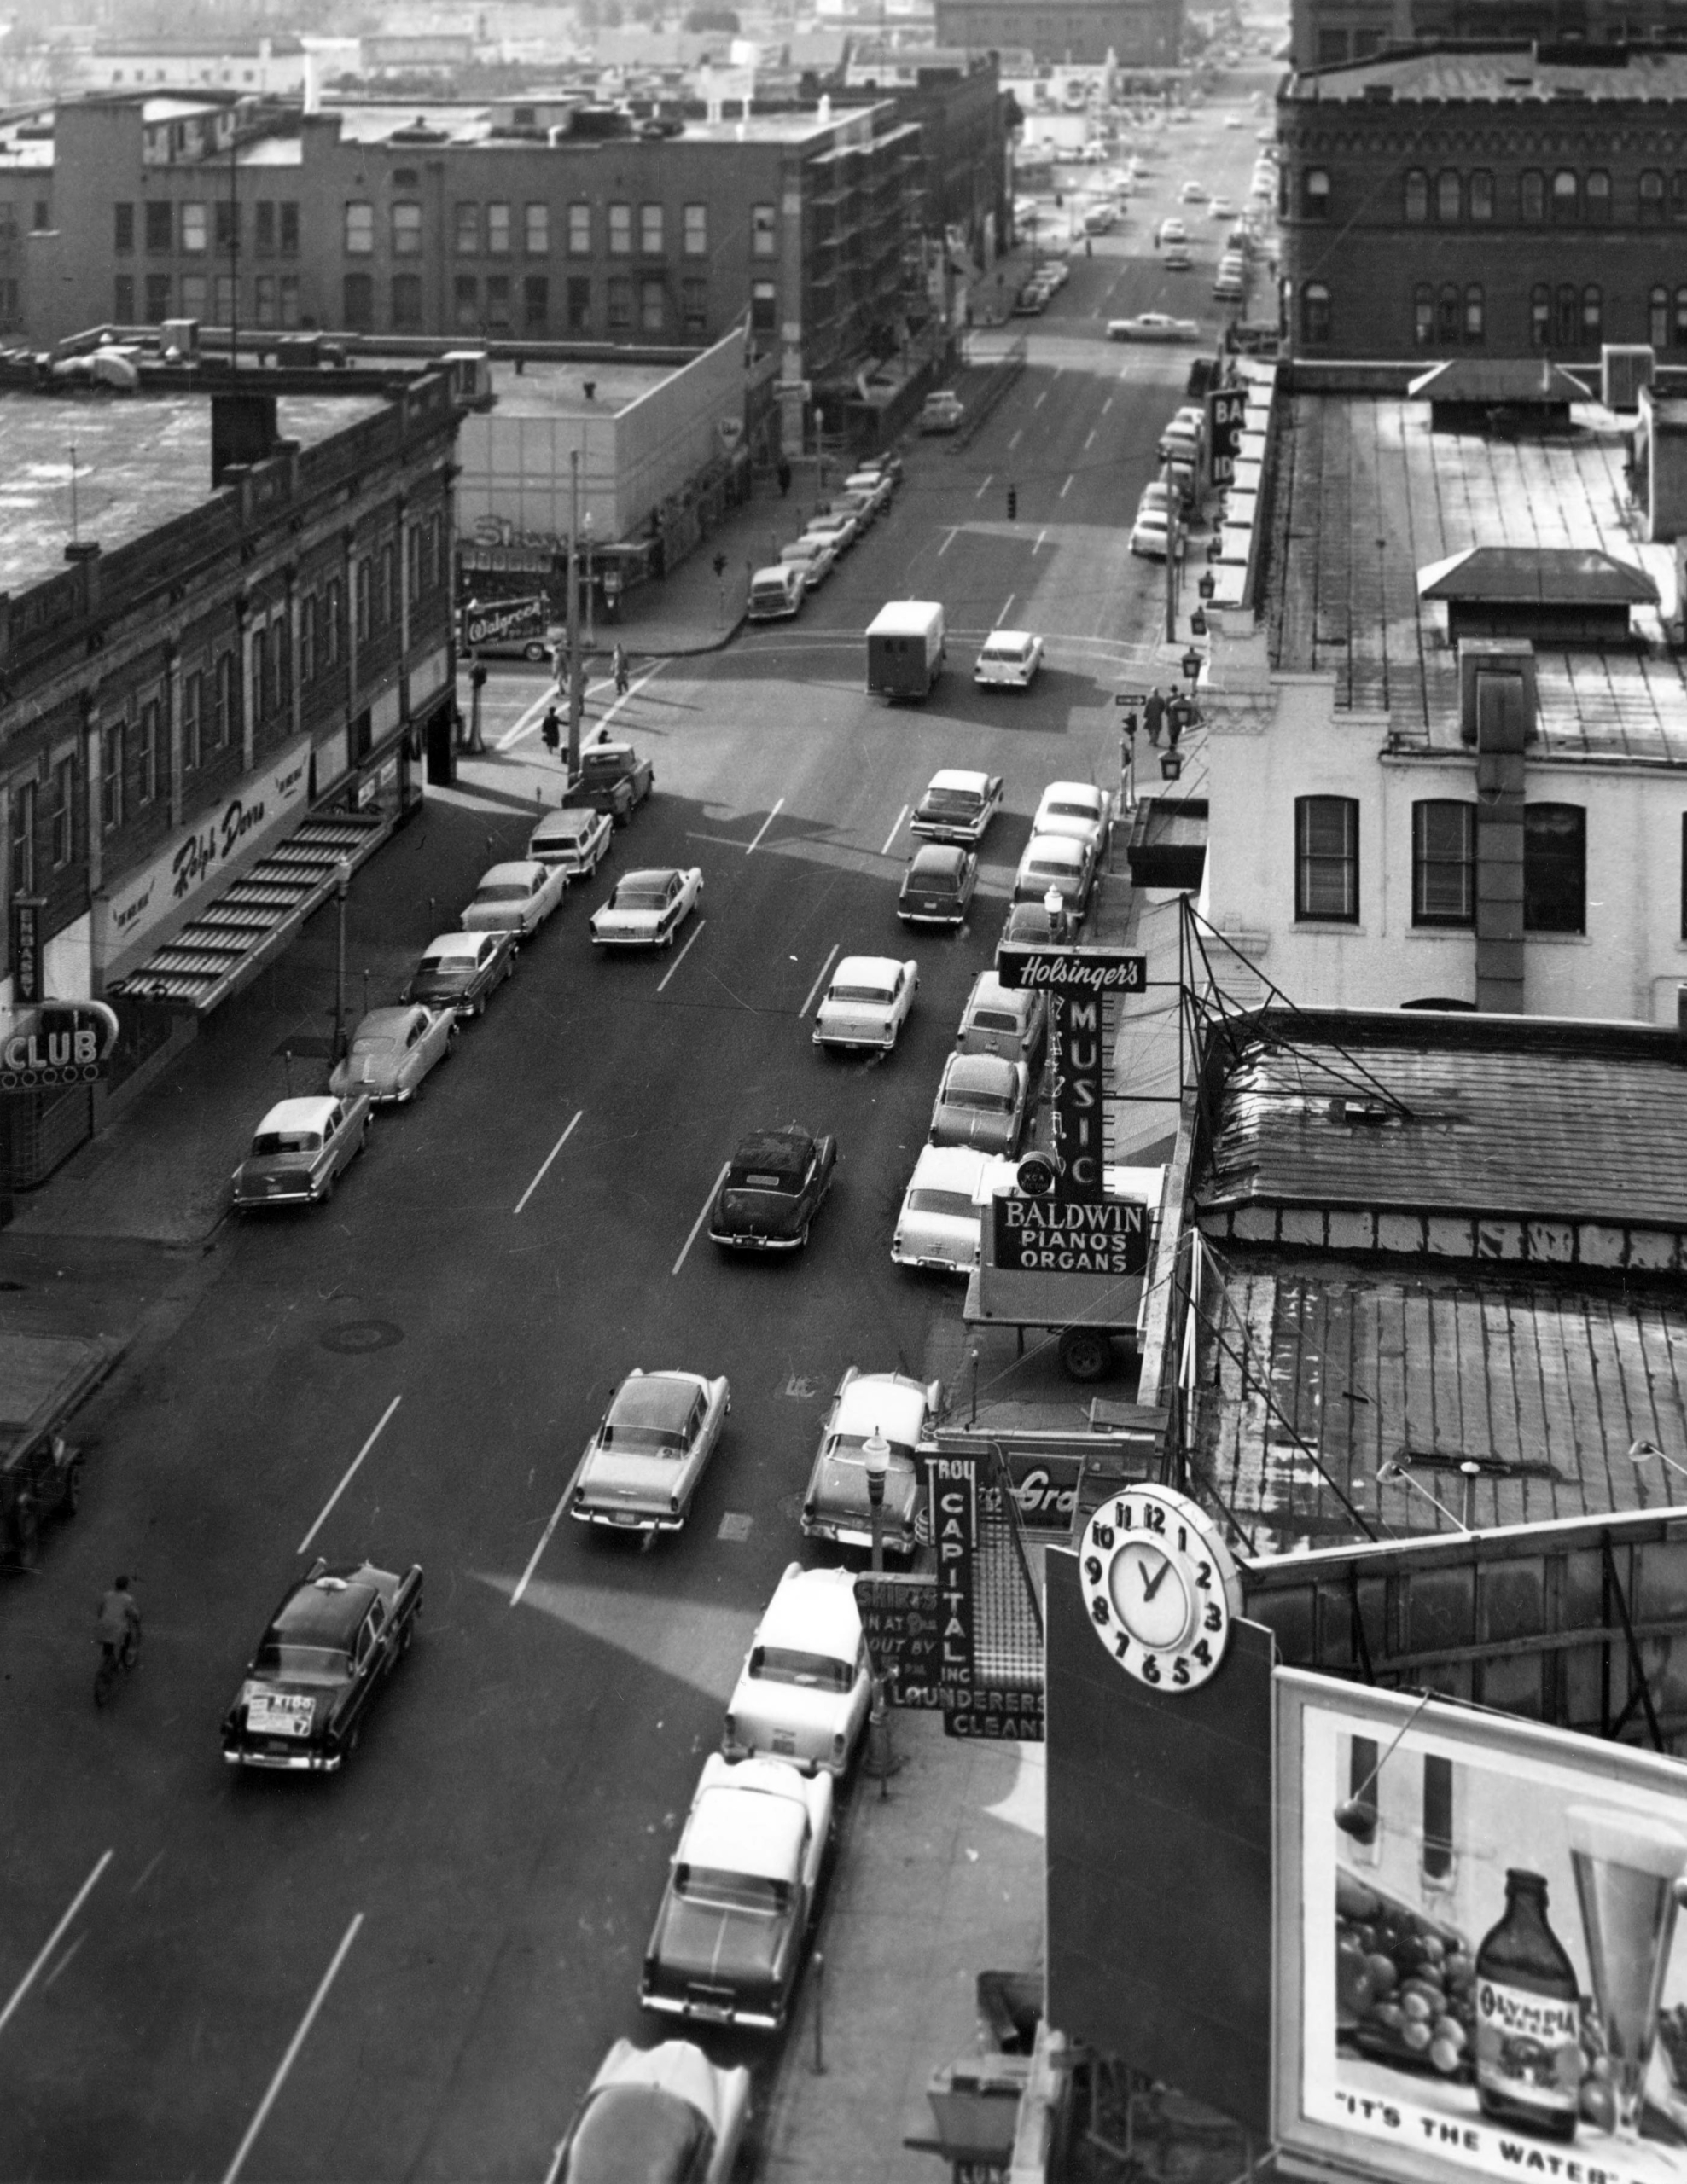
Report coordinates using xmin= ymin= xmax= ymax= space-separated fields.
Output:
xmin=1567 ymin=1805 xmax=1687 ymax=2136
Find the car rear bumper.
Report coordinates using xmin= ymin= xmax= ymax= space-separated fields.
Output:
xmin=892 ymin=1246 xmax=974 ymax=1275
xmin=590 ymin=932 xmax=660 ymax=948
xmin=812 ymin=1030 xmax=893 ymax=1049
xmin=224 ymin=1743 xmax=340 ymax=1772
xmin=897 ymin=908 xmax=965 ymax=926
xmin=709 ymin=1225 xmax=804 ymax=1251
xmin=571 ymin=1505 xmax=683 ymax=1532
xmin=640 ymin=1986 xmax=781 ymax=2031
xmin=802 ymin=1513 xmax=916 ymax=1554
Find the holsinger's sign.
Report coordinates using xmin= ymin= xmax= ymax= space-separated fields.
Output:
xmin=992 ymin=1193 xmax=1150 ymax=1276
xmin=1274 ymin=1671 xmax=1687 ymax=2184
xmin=996 ymin=944 xmax=1146 ymax=993
xmin=94 ymin=734 xmax=311 ymax=973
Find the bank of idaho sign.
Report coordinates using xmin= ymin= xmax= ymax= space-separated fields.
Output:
xmin=0 ymin=1001 xmax=120 ymax=1091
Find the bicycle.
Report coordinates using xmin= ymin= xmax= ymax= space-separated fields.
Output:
xmin=93 ymin=1622 xmax=140 ymax=1709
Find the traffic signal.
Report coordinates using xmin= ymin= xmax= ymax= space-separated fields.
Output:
xmin=1007 ymin=485 xmax=1018 ymax=520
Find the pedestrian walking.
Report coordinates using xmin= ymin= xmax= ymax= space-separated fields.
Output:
xmin=1143 ymin=686 xmax=1166 ymax=747
xmin=613 ymin=643 xmax=630 ymax=696
xmin=777 ymin=456 xmax=792 ymax=497
xmin=540 ymin=705 xmax=561 ymax=761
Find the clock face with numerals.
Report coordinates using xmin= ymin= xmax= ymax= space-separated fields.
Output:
xmin=1079 ymin=1484 xmax=1243 ymax=1692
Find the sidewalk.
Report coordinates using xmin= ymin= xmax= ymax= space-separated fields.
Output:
xmin=590 ymin=479 xmax=818 ymax=659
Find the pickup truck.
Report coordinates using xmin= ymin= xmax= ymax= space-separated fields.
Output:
xmin=567 ymin=741 xmax=654 ymax=827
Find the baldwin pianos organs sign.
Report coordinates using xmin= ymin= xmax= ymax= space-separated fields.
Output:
xmin=992 ymin=1192 xmax=1151 ymax=1276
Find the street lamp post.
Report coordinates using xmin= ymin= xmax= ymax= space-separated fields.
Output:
xmin=862 ymin=1429 xmax=896 ymax=1790
xmin=333 ymin=860 xmax=352 ymax=1063
xmin=583 ymin=509 xmax=596 ymax=651
xmin=566 ymin=449 xmax=584 ymax=781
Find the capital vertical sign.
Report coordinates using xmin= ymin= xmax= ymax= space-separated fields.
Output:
xmin=931 ymin=1456 xmax=977 ymax=1692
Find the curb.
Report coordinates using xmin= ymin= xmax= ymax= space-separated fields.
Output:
xmin=625 ymin=607 xmax=748 ymax=660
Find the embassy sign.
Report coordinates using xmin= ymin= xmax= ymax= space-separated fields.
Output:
xmin=0 ymin=1000 xmax=120 ymax=1091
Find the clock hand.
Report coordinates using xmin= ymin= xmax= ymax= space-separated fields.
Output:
xmin=1140 ymin=1560 xmax=1172 ymax=1601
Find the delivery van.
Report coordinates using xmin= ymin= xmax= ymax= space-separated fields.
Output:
xmin=866 ymin=601 xmax=945 ymax=700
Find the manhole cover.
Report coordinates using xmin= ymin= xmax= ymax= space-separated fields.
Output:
xmin=718 ymin=1512 xmax=753 ymax=1543
xmin=320 ymin=1318 xmax=403 ymax=1355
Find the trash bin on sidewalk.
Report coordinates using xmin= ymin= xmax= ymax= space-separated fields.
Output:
xmin=926 ymin=2052 xmax=1032 ymax=2167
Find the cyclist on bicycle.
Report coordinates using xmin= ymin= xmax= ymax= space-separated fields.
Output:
xmin=96 ymin=1576 xmax=140 ymax=1666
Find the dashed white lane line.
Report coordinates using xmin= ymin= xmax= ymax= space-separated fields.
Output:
xmin=1033 ymin=389 xmax=1049 ymax=410
xmin=938 ymin=527 xmax=958 ymax=555
xmin=1033 ymin=527 xmax=1050 ymax=554
xmin=801 ymin=944 xmax=842 ymax=1017
xmin=1084 ymin=429 xmax=1097 ymax=450
xmin=297 ymin=1396 xmax=403 ymax=1556
xmin=1061 ymin=474 xmax=1075 ymax=498
xmin=745 ymin=798 xmax=784 ymax=855
xmin=0 ymin=1851 xmax=112 ymax=2038
xmin=655 ymin=919 xmax=707 ymax=994
xmin=1102 ymin=396 xmax=1114 ymax=414
xmin=998 ymin=594 xmax=1016 ymax=624
xmin=879 ymin=807 xmax=909 ymax=858
xmin=1009 ymin=428 xmax=1023 ymax=450
xmin=222 ymin=1914 xmax=364 ymax=2184
xmin=974 ymin=473 xmax=993 ymax=501
xmin=514 ymin=1108 xmax=583 ymax=1217
xmin=674 ymin=1163 xmax=731 ymax=1276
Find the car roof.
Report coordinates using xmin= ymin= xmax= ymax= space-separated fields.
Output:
xmin=926 ymin=768 xmax=991 ymax=796
xmin=608 ymin=1371 xmax=706 ymax=1428
xmin=835 ymin=1372 xmax=931 ymax=1443
xmin=910 ymin=842 xmax=966 ymax=875
xmin=833 ymin=954 xmax=907 ymax=984
xmin=271 ymin=1565 xmax=383 ymax=1645
xmin=477 ymin=862 xmax=544 ymax=886
xmin=730 ymin=1125 xmax=813 ymax=1178
xmin=944 ymin=1051 xmax=1020 ymax=1094
xmin=422 ymin=932 xmax=490 ymax=960
xmin=1022 ymin=834 xmax=1087 ymax=864
xmin=255 ymin=1096 xmax=340 ymax=1133
xmin=759 ymin=1565 xmax=861 ymax=1658
xmin=617 ymin=868 xmax=681 ymax=887
xmin=532 ymin=807 xmax=600 ymax=840
xmin=1039 ymin=781 xmax=1105 ymax=809
xmin=584 ymin=741 xmax=633 ymax=761
xmin=981 ymin=629 xmax=1034 ymax=648
xmin=352 ymin=1007 xmax=425 ymax=1037
xmin=910 ymin=1141 xmax=993 ymax=1190
xmin=753 ymin=564 xmax=797 ymax=583
xmin=966 ymin=970 xmax=1031 ymax=1017
xmin=685 ymin=1759 xmax=809 ymax=1879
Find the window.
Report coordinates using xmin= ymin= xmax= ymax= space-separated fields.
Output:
xmin=485 ymin=274 xmax=511 ymax=333
xmin=1318 ymin=26 xmax=1350 ymax=62
xmin=182 ymin=201 xmax=207 ymax=253
xmin=454 ymin=275 xmax=478 ymax=331
xmin=1414 ymin=283 xmax=1434 ymax=346
xmin=1464 ymin=285 xmax=1484 ymax=344
xmin=9 ymin=779 xmax=33 ymax=898
xmin=1422 ymin=1756 xmax=1455 ymax=1885
xmin=380 ymin=543 xmax=397 ymax=630
xmin=568 ymin=202 xmax=590 ymax=254
xmin=523 ymin=274 xmax=548 ymax=331
xmin=392 ymin=201 xmax=422 ymax=256
xmin=608 ymin=203 xmax=631 ymax=255
xmin=455 ymin=201 xmax=480 ymax=254
xmin=1586 ymin=169 xmax=1611 ymax=223
xmin=214 ymin=651 xmax=236 ymax=748
xmin=180 ymin=273 xmax=206 ymax=320
xmin=49 ymin=758 xmax=73 ymax=868
xmin=1404 ymin=169 xmax=1428 ymax=222
xmin=406 ymin=526 xmax=422 ymax=607
xmin=251 ymin=626 xmax=271 ymax=722
xmin=1521 ymin=169 xmax=1544 ymax=222
xmin=751 ymin=278 xmax=777 ymax=334
xmin=1469 ymin=169 xmax=1493 ymax=221
xmin=355 ymin=558 xmax=371 ymax=642
xmin=1676 ymin=286 xmax=1687 ymax=347
xmin=145 ymin=201 xmax=172 ymax=253
xmin=1412 ymin=801 xmax=1475 ymax=926
xmin=214 ymin=274 xmax=236 ymax=324
xmin=344 ymin=200 xmax=374 ymax=255
xmin=324 ymin=578 xmax=344 ymax=666
xmin=114 ymin=201 xmax=134 ymax=254
xmin=608 ymin=275 xmax=632 ymax=329
xmin=1524 ymin=804 xmax=1585 ymax=932
xmin=1679 ymin=813 xmax=1687 ymax=938
xmin=1551 ymin=169 xmax=1579 ymax=224
xmin=681 ymin=276 xmax=707 ymax=334
xmin=1532 ymin=283 xmax=1550 ymax=347
xmin=1656 ymin=287 xmax=1674 ymax=346
xmin=752 ymin=202 xmax=777 ymax=256
xmin=1437 ymin=283 xmax=1460 ymax=343
xmin=1582 ymin=285 xmax=1603 ymax=340
xmin=1435 ymin=170 xmax=1460 ymax=221
xmin=486 ymin=201 xmax=510 ymax=255
xmin=144 ymin=274 xmax=170 ymax=322
xmin=300 ymin=595 xmax=317 ymax=686
xmin=182 ymin=671 xmax=201 ymax=770
xmin=639 ymin=276 xmax=664 ymax=333
xmin=137 ymin=700 xmax=159 ymax=805
xmin=279 ymin=202 xmax=299 ymax=255
xmin=392 ymin=274 xmax=422 ymax=330
xmin=101 ymin=723 xmax=125 ymax=834
xmin=254 ymin=275 xmax=277 ymax=327
xmin=343 ymin=273 xmax=374 ymax=330
xmin=1673 ymin=171 xmax=1687 ymax=224
xmin=684 ymin=202 xmax=707 ymax=256
xmin=640 ymin=203 xmax=663 ymax=254
xmin=1300 ymin=281 xmax=1330 ymax=346
xmin=214 ymin=200 xmax=239 ymax=254
xmin=1555 ymin=283 xmax=1579 ymax=346
xmin=567 ymin=276 xmax=590 ymax=331
xmin=255 ymin=200 xmax=275 ymax=256
xmin=1295 ymin=797 xmax=1358 ymax=921
xmin=525 ymin=201 xmax=548 ymax=254
xmin=114 ymin=274 xmax=134 ymax=322
xmin=1302 ymin=166 xmax=1330 ymax=218
xmin=1642 ymin=169 xmax=1666 ymax=224
xmin=277 ymin=276 xmax=299 ymax=328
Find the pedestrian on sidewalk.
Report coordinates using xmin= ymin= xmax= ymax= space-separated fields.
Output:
xmin=540 ymin=706 xmax=561 ymax=761
xmin=777 ymin=456 xmax=792 ymax=497
xmin=1167 ymin=691 xmax=1194 ymax=749
xmin=1143 ymin=686 xmax=1166 ymax=746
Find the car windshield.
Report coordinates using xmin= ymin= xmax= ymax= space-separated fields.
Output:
xmin=829 ymin=984 xmax=892 ymax=1006
xmin=972 ymin=1010 xmax=1021 ymax=1034
xmin=580 ymin=753 xmax=628 ymax=780
xmin=752 ymin=1645 xmax=854 ymax=1692
xmin=1047 ymin=800 xmax=1097 ymax=821
xmin=252 ymin=1641 xmax=347 ymax=1686
xmin=613 ymin=880 xmax=671 ymax=909
xmin=474 ymin=884 xmax=531 ymax=903
xmin=416 ymin=957 xmax=469 ymax=983
xmin=1027 ymin=861 xmax=1078 ymax=880
xmin=983 ymin=642 xmax=1027 ymax=662
xmin=922 ymin=790 xmax=980 ymax=815
xmin=945 ymin=1084 xmax=1013 ymax=1114
xmin=252 ymin=1130 xmax=322 ymax=1155
xmin=907 ymin=1188 xmax=977 ymax=1220
xmin=676 ymin=1865 xmax=789 ymax=1913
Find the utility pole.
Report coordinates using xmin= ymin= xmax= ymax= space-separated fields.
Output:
xmin=1164 ymin=457 xmax=1179 ymax=642
xmin=566 ymin=449 xmax=583 ymax=780
xmin=228 ymin=113 xmax=240 ymax=359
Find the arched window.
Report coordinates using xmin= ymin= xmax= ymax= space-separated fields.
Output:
xmin=1437 ymin=283 xmax=1461 ymax=341
xmin=1551 ymin=169 xmax=1579 ymax=223
xmin=1404 ymin=169 xmax=1428 ymax=221
xmin=1671 ymin=171 xmax=1687 ymax=222
xmin=1641 ymin=169 xmax=1666 ymax=224
xmin=1436 ymin=170 xmax=1461 ymax=220
xmin=1652 ymin=285 xmax=1670 ymax=346
xmin=1414 ymin=283 xmax=1434 ymax=346
xmin=1531 ymin=284 xmax=1550 ymax=347
xmin=1556 ymin=283 xmax=1579 ymax=346
xmin=1469 ymin=169 xmax=1494 ymax=220
xmin=1521 ymin=169 xmax=1545 ymax=221
xmin=1464 ymin=284 xmax=1485 ymax=344
xmin=1585 ymin=170 xmax=1611 ymax=223
xmin=1582 ymin=285 xmax=1603 ymax=340
xmin=1302 ymin=166 xmax=1330 ymax=218
xmin=1301 ymin=282 xmax=1330 ymax=345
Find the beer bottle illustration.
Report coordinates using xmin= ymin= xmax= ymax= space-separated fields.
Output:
xmin=1475 ymin=1870 xmax=1583 ymax=2141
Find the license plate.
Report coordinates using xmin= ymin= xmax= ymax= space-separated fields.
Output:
xmin=249 ymin=1693 xmax=311 ymax=1735
xmin=772 ymin=1731 xmax=796 ymax=1755
xmin=614 ymin=1513 xmax=639 ymax=1527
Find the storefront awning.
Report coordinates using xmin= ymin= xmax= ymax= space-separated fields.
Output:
xmin=108 ymin=808 xmax=387 ymax=1013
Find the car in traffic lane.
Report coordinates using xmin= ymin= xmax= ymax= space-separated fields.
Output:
xmin=707 ymin=1125 xmax=837 ymax=1252
xmin=812 ymin=956 xmax=918 ymax=1053
xmin=329 ymin=1005 xmax=456 ymax=1106
xmin=1108 ymin=312 xmax=1201 ymax=342
xmin=221 ymin=1557 xmax=422 ymax=1772
xmin=722 ymin=1563 xmax=871 ymax=1776
xmin=974 ymin=630 xmax=1045 ymax=688
xmin=590 ymin=868 xmax=703 ymax=950
xmin=910 ymin=769 xmax=1003 ymax=845
xmin=569 ymin=1368 xmax=731 ymax=1536
xmin=801 ymin=1366 xmax=940 ymax=1557
xmin=231 ymin=1094 xmax=373 ymax=1211
xmin=462 ymin=858 xmax=568 ymax=938
xmin=553 ymin=2042 xmax=750 ymax=2184
xmin=403 ymin=928 xmax=520 ymax=1016
xmin=919 ymin=390 xmax=965 ymax=433
xmin=897 ymin=843 xmax=978 ymax=929
xmin=571 ymin=741 xmax=654 ymax=826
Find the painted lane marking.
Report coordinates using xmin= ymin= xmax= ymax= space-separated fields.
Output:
xmin=1102 ymin=396 xmax=1114 ymax=415
xmin=974 ymin=473 xmax=993 ymax=501
xmin=674 ymin=1163 xmax=731 ymax=1276
xmin=495 ymin=681 xmax=611 ymax=752
xmin=222 ymin=1914 xmax=364 ymax=2184
xmin=938 ymin=527 xmax=958 ymax=556
xmin=655 ymin=919 xmax=706 ymax=994
xmin=298 ymin=1397 xmax=403 ymax=1556
xmin=1061 ymin=473 xmax=1074 ymax=498
xmin=879 ymin=807 xmax=909 ymax=859
xmin=745 ymin=798 xmax=785 ymax=856
xmin=1009 ymin=428 xmax=1023 ymax=450
xmin=1084 ymin=429 xmax=1097 ymax=450
xmin=514 ymin=1109 xmax=583 ymax=1217
xmin=1033 ymin=527 xmax=1050 ymax=555
xmin=998 ymin=594 xmax=1016 ymax=624
xmin=801 ymin=944 xmax=841 ymax=1018
xmin=0 ymin=1851 xmax=112 ymax=2038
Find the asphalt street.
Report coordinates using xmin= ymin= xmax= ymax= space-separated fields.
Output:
xmin=0 ymin=97 xmax=1268 ymax=2184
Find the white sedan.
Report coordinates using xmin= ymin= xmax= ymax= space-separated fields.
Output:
xmin=910 ymin=769 xmax=1005 ymax=845
xmin=779 ymin=537 xmax=837 ymax=590
xmin=1108 ymin=313 xmax=1201 ymax=342
xmin=329 ymin=1003 xmax=456 ymax=1105
xmin=723 ymin=1563 xmax=871 ymax=1776
xmin=590 ymin=868 xmax=703 ymax=950
xmin=893 ymin=1142 xmax=991 ymax=1276
xmin=554 ymin=2042 xmax=750 ymax=2184
xmin=812 ymin=955 xmax=918 ymax=1053
xmin=461 ymin=858 xmax=567 ymax=938
xmin=1034 ymin=780 xmax=1115 ymax=855
xmin=974 ymin=630 xmax=1045 ymax=688
xmin=800 ymin=513 xmax=857 ymax=555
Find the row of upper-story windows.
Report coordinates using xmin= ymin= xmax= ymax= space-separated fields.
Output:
xmin=8 ymin=758 xmax=80 ymax=897
xmin=342 ymin=198 xmax=777 ymax=258
xmin=1293 ymin=277 xmax=1687 ymax=351
xmin=115 ymin=200 xmax=299 ymax=255
xmin=1292 ymin=163 xmax=1687 ymax=225
xmin=1296 ymin=796 xmax=1587 ymax=932
xmin=340 ymin=269 xmax=734 ymax=339
xmin=114 ymin=272 xmax=301 ymax=328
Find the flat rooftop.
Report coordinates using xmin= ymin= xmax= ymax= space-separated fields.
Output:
xmin=1289 ymin=44 xmax=1687 ymax=101
xmin=324 ymin=102 xmax=869 ymax=148
xmin=486 ymin=357 xmax=682 ymax=416
xmin=0 ymin=386 xmax=388 ymax=597
xmin=1265 ymin=391 xmax=1687 ymax=758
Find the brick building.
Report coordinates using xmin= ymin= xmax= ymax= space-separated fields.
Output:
xmin=1279 ymin=45 xmax=1687 ymax=362
xmin=0 ymin=348 xmax=463 ymax=1185
xmin=933 ymin=0 xmax=1181 ymax=66
xmin=1291 ymin=0 xmax=1687 ymax=72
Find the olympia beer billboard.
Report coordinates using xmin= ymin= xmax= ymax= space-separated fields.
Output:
xmin=1274 ymin=1671 xmax=1687 ymax=2184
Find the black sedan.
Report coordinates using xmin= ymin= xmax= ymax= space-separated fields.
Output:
xmin=897 ymin=844 xmax=978 ymax=929
xmin=402 ymin=928 xmax=518 ymax=1018
xmin=707 ymin=1125 xmax=838 ymax=1252
xmin=222 ymin=1558 xmax=422 ymax=1774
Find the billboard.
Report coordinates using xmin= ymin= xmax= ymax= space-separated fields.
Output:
xmin=1275 ymin=1670 xmax=1687 ymax=2184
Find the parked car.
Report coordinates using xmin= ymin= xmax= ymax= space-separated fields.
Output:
xmin=779 ymin=537 xmax=837 ymax=590
xmin=748 ymin=563 xmax=806 ymax=621
xmin=1130 ymin=502 xmax=1172 ymax=558
xmin=1014 ymin=832 xmax=1097 ymax=915
xmin=1156 ymin=218 xmax=1188 ymax=245
xmin=823 ymin=490 xmax=878 ymax=534
xmin=854 ymin=451 xmax=904 ymax=491
xmin=1210 ymin=195 xmax=1237 ymax=218
xmin=462 ymin=858 xmax=568 ymax=938
xmin=997 ymin=897 xmax=1076 ymax=970
xmin=569 ymin=741 xmax=654 ymax=826
xmin=801 ymin=1366 xmax=940 ymax=1557
xmin=527 ymin=804 xmax=614 ymax=883
xmin=1108 ymin=312 xmax=1201 ymax=342
xmin=403 ymin=928 xmax=519 ymax=1016
xmin=843 ymin=470 xmax=893 ymax=516
xmin=910 ymin=768 xmax=1003 ymax=845
xmin=1033 ymin=780 xmax=1114 ymax=856
xmin=919 ymin=390 xmax=965 ymax=433
xmin=812 ymin=956 xmax=917 ymax=1053
xmin=221 ymin=1557 xmax=422 ymax=1772
xmin=897 ymin=842 xmax=978 ymax=929
xmin=1179 ymin=178 xmax=1209 ymax=202
xmin=974 ymin=630 xmax=1045 ymax=688
xmin=639 ymin=1754 xmax=832 ymax=2032
xmin=231 ymin=1094 xmax=373 ymax=1211
xmin=1012 ymin=283 xmax=1047 ymax=316
xmin=329 ymin=1005 xmax=456 ymax=1106
xmin=957 ymin=970 xmax=1047 ymax=1067
xmin=723 ymin=1563 xmax=871 ymax=1775
xmin=800 ymin=512 xmax=858 ymax=557
xmin=553 ymin=2042 xmax=750 ymax=2184
xmin=568 ymin=1368 xmax=731 ymax=1536
xmin=707 ymin=1124 xmax=837 ymax=1252
xmin=590 ymin=868 xmax=703 ymax=950
xmin=928 ymin=1050 xmax=1029 ymax=1157
xmin=892 ymin=1143 xmax=992 ymax=1276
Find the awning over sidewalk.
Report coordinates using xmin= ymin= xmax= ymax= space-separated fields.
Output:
xmin=108 ymin=808 xmax=387 ymax=1012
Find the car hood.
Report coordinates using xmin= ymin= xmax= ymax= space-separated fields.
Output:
xmin=649 ymin=1894 xmax=788 ymax=1989
xmin=576 ymin=1449 xmax=686 ymax=1512
xmin=931 ymin=1107 xmax=1016 ymax=1154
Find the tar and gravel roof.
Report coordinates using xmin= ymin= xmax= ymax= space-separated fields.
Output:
xmin=1289 ymin=46 xmax=1687 ymax=101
